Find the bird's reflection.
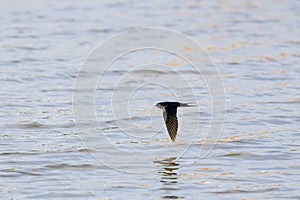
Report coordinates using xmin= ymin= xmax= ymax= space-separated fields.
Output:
xmin=155 ymin=157 xmax=179 ymax=184
xmin=154 ymin=157 xmax=183 ymax=199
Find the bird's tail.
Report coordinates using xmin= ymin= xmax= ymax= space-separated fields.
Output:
xmin=179 ymin=103 xmax=197 ymax=107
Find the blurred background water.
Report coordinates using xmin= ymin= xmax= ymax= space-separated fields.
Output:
xmin=1 ymin=0 xmax=299 ymax=199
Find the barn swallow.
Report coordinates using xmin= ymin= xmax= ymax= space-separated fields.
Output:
xmin=155 ymin=102 xmax=195 ymax=141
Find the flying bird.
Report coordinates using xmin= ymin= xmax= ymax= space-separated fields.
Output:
xmin=155 ymin=101 xmax=194 ymax=141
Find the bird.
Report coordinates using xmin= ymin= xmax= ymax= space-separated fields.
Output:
xmin=155 ymin=101 xmax=194 ymax=141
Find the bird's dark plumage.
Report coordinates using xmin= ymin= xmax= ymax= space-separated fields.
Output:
xmin=155 ymin=101 xmax=193 ymax=141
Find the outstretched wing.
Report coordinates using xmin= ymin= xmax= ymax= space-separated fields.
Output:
xmin=163 ymin=108 xmax=178 ymax=141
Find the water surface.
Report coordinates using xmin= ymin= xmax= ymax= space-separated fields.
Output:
xmin=1 ymin=1 xmax=299 ymax=199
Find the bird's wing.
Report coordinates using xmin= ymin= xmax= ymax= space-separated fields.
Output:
xmin=163 ymin=108 xmax=178 ymax=141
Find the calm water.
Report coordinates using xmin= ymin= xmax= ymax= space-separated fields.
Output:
xmin=1 ymin=1 xmax=300 ymax=199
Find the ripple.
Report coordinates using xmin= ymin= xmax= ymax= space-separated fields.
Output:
xmin=16 ymin=121 xmax=48 ymax=129
xmin=213 ymin=186 xmax=278 ymax=194
xmin=44 ymin=163 xmax=96 ymax=169
xmin=0 ymin=168 xmax=42 ymax=177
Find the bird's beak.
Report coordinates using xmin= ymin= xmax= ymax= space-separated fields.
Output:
xmin=155 ymin=103 xmax=163 ymax=109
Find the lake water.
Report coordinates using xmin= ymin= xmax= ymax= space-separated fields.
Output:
xmin=1 ymin=1 xmax=299 ymax=199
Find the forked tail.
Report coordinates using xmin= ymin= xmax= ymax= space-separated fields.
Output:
xmin=179 ymin=103 xmax=197 ymax=107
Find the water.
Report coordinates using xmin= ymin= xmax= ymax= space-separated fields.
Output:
xmin=1 ymin=0 xmax=299 ymax=199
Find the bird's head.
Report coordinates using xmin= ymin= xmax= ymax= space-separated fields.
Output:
xmin=155 ymin=102 xmax=164 ymax=109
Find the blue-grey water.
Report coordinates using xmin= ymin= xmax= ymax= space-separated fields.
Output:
xmin=1 ymin=1 xmax=299 ymax=199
